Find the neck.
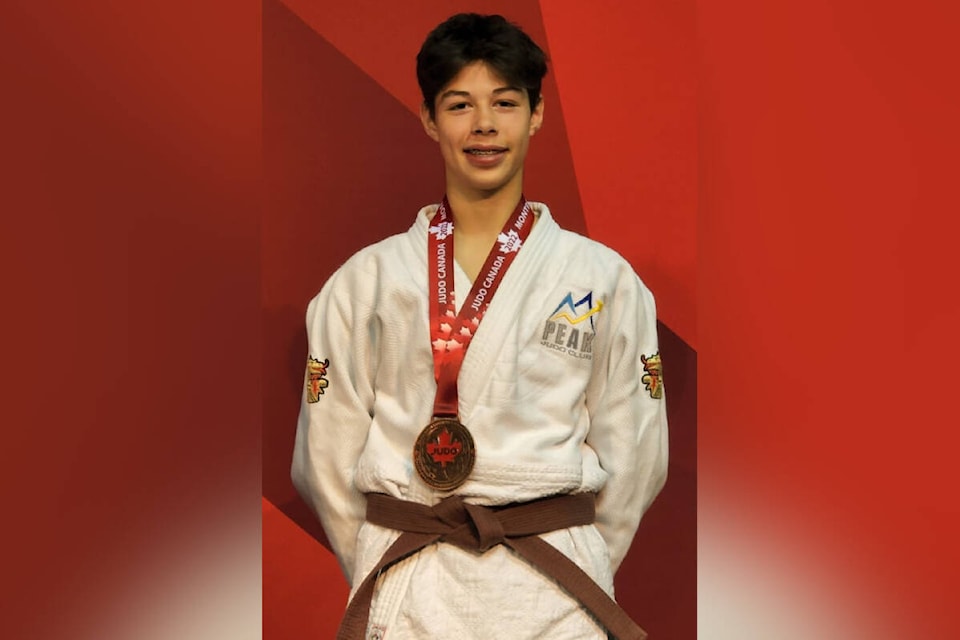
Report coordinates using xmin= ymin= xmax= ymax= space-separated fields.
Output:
xmin=445 ymin=184 xmax=523 ymax=236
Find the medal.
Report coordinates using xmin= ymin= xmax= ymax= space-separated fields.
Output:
xmin=416 ymin=196 xmax=535 ymax=490
xmin=413 ymin=417 xmax=476 ymax=491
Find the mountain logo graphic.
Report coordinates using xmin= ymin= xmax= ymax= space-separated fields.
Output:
xmin=548 ymin=292 xmax=604 ymax=332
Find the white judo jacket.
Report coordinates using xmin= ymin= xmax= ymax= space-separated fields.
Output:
xmin=292 ymin=203 xmax=668 ymax=639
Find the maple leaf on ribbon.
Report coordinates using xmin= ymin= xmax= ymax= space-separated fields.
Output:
xmin=426 ymin=428 xmax=462 ymax=467
xmin=439 ymin=322 xmax=453 ymax=337
xmin=459 ymin=327 xmax=472 ymax=337
xmin=497 ymin=229 xmax=523 ymax=253
xmin=429 ymin=221 xmax=454 ymax=240
xmin=432 ymin=338 xmax=448 ymax=353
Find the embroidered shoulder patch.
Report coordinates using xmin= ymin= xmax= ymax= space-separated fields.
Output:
xmin=305 ymin=357 xmax=330 ymax=403
xmin=641 ymin=352 xmax=663 ymax=399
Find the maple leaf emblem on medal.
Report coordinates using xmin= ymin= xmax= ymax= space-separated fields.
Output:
xmin=413 ymin=418 xmax=476 ymax=490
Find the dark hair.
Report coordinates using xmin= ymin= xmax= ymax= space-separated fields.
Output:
xmin=416 ymin=13 xmax=548 ymax=119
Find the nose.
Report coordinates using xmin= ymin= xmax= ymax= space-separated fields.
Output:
xmin=472 ymin=104 xmax=497 ymax=135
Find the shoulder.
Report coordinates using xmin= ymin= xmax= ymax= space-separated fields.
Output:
xmin=541 ymin=205 xmax=639 ymax=279
xmin=343 ymin=203 xmax=435 ymax=271
xmin=533 ymin=203 xmax=655 ymax=302
xmin=560 ymin=229 xmax=631 ymax=266
xmin=532 ymin=203 xmax=632 ymax=264
xmin=340 ymin=232 xmax=412 ymax=274
xmin=307 ymin=205 xmax=433 ymax=308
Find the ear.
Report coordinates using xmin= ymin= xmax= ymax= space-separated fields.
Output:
xmin=420 ymin=103 xmax=440 ymax=142
xmin=529 ymin=97 xmax=545 ymax=136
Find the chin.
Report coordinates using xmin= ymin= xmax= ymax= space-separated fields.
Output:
xmin=465 ymin=173 xmax=521 ymax=196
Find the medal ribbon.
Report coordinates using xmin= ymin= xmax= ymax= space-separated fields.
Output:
xmin=428 ymin=196 xmax=534 ymax=417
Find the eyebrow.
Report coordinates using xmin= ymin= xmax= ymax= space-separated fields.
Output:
xmin=438 ymin=86 xmax=524 ymax=102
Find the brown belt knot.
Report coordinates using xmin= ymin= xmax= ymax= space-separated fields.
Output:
xmin=336 ymin=492 xmax=648 ymax=640
xmin=434 ymin=496 xmax=506 ymax=551
xmin=414 ymin=494 xmax=506 ymax=551
xmin=461 ymin=501 xmax=506 ymax=551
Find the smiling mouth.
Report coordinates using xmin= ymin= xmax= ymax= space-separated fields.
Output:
xmin=465 ymin=148 xmax=506 ymax=155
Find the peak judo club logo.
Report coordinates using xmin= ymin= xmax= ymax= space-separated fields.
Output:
xmin=541 ymin=292 xmax=604 ymax=361
xmin=305 ymin=356 xmax=329 ymax=403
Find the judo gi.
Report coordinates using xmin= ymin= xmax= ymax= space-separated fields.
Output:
xmin=292 ymin=202 xmax=668 ymax=639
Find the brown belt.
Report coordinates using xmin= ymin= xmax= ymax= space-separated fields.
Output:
xmin=336 ymin=492 xmax=648 ymax=640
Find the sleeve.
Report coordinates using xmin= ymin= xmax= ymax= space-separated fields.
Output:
xmin=584 ymin=269 xmax=669 ymax=574
xmin=290 ymin=264 xmax=378 ymax=585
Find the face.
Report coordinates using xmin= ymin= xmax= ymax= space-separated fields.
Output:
xmin=420 ymin=61 xmax=544 ymax=201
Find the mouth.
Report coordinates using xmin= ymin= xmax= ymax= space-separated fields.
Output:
xmin=464 ymin=146 xmax=507 ymax=156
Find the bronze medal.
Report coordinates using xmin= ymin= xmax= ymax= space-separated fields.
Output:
xmin=413 ymin=417 xmax=476 ymax=490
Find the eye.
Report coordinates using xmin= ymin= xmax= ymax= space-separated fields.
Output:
xmin=496 ymin=100 xmax=519 ymax=108
xmin=447 ymin=102 xmax=470 ymax=111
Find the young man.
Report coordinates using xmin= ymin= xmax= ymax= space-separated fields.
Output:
xmin=292 ymin=13 xmax=668 ymax=640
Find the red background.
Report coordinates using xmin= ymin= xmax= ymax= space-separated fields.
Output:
xmin=2 ymin=0 xmax=958 ymax=639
